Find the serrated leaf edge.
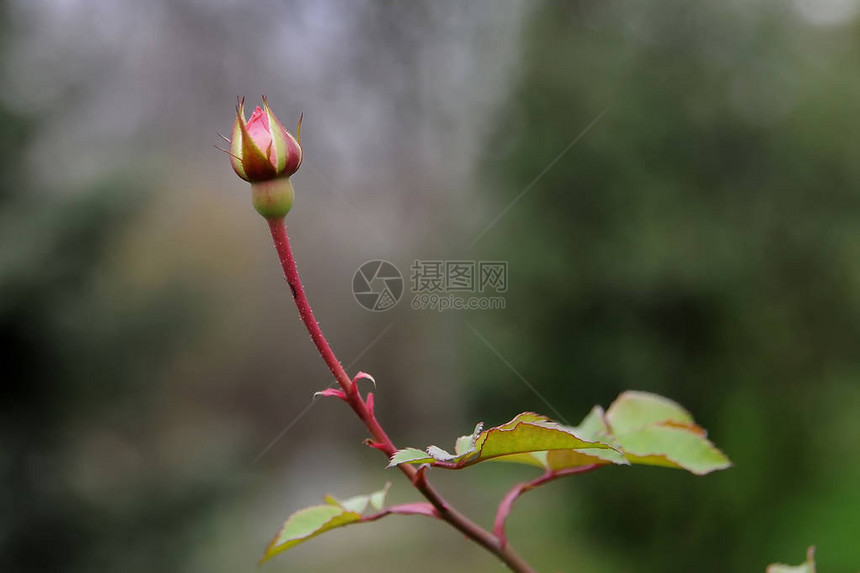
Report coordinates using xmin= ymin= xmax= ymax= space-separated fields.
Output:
xmin=261 ymin=483 xmax=392 ymax=563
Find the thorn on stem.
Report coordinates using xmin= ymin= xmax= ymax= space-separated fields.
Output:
xmin=410 ymin=465 xmax=428 ymax=487
xmin=363 ymin=439 xmax=387 ymax=451
xmin=314 ymin=388 xmax=347 ymax=401
xmin=352 ymin=371 xmax=377 ymax=388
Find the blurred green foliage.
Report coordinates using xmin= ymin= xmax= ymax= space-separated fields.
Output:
xmin=0 ymin=8 xmax=217 ymax=572
xmin=470 ymin=1 xmax=860 ymax=571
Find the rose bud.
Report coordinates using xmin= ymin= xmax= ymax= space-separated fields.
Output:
xmin=222 ymin=97 xmax=303 ymax=219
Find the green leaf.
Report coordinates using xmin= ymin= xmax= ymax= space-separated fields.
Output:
xmin=388 ymin=412 xmax=617 ymax=469
xmin=766 ymin=547 xmax=816 ymax=573
xmin=454 ymin=423 xmax=483 ymax=455
xmin=544 ymin=446 xmax=628 ymax=470
xmin=605 ymin=390 xmax=695 ymax=433
xmin=606 ymin=391 xmax=731 ymax=475
xmin=388 ymin=391 xmax=731 ymax=476
xmin=573 ymin=406 xmax=615 ymax=442
xmin=387 ymin=447 xmax=435 ymax=466
xmin=262 ymin=484 xmax=390 ymax=563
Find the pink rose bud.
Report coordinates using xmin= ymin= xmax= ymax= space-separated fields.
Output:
xmin=230 ymin=96 xmax=302 ymax=182
xmin=224 ymin=97 xmax=303 ymax=219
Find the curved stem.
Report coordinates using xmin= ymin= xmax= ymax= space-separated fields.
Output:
xmin=266 ymin=217 xmax=536 ymax=573
xmin=267 ymin=218 xmax=352 ymax=394
xmin=493 ymin=465 xmax=601 ymax=547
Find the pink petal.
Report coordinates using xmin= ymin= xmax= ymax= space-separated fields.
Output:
xmin=245 ymin=106 xmax=274 ymax=164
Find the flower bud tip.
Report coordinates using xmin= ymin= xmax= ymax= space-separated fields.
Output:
xmin=225 ymin=96 xmax=303 ymax=185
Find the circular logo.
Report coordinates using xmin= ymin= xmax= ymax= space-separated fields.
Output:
xmin=352 ymin=260 xmax=403 ymax=312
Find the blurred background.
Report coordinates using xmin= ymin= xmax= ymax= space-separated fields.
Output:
xmin=1 ymin=0 xmax=859 ymax=571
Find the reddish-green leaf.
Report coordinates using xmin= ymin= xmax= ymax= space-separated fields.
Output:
xmin=388 ymin=391 xmax=730 ymax=476
xmin=387 ymin=412 xmax=616 ymax=469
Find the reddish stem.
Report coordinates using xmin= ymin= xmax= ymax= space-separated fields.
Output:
xmin=493 ymin=465 xmax=601 ymax=547
xmin=267 ymin=218 xmax=353 ymax=395
xmin=362 ymin=502 xmax=439 ymax=522
xmin=266 ymin=218 xmax=536 ymax=573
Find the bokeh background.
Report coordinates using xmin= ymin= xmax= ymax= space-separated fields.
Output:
xmin=2 ymin=0 xmax=859 ymax=572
